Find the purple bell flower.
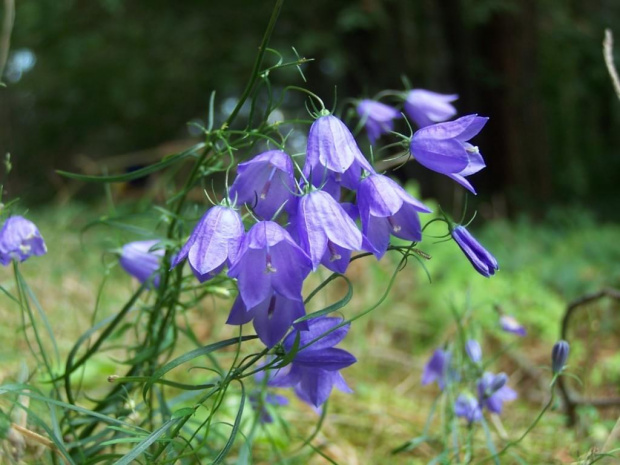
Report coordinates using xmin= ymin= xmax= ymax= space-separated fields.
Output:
xmin=404 ymin=89 xmax=458 ymax=128
xmin=451 ymin=225 xmax=498 ymax=278
xmin=465 ymin=339 xmax=482 ymax=364
xmin=357 ymin=173 xmax=431 ymax=259
xmin=228 ymin=221 xmax=312 ymax=309
xmin=499 ymin=315 xmax=527 ymax=337
xmin=421 ymin=349 xmax=451 ymax=390
xmin=229 ymin=150 xmax=296 ymax=220
xmin=477 ymin=372 xmax=517 ymax=414
xmin=269 ymin=316 xmax=356 ymax=408
xmin=226 ymin=293 xmax=308 ymax=348
xmin=120 ymin=240 xmax=164 ymax=288
xmin=171 ymin=205 xmax=244 ymax=282
xmin=304 ymin=113 xmax=375 ymax=190
xmin=294 ymin=189 xmax=362 ymax=273
xmin=0 ymin=216 xmax=47 ymax=265
xmin=409 ymin=114 xmax=488 ymax=194
xmin=356 ymin=99 xmax=401 ymax=144
xmin=454 ymin=394 xmax=482 ymax=424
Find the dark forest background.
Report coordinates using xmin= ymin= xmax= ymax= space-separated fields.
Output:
xmin=1 ymin=0 xmax=619 ymax=219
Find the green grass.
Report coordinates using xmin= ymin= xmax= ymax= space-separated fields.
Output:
xmin=1 ymin=203 xmax=619 ymax=464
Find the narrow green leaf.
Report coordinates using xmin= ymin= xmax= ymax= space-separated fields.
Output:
xmin=57 ymin=143 xmax=204 ymax=183
xmin=113 ymin=418 xmax=180 ymax=465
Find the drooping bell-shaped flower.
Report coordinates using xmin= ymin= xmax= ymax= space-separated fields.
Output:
xmin=357 ymin=173 xmax=431 ymax=259
xmin=404 ymin=89 xmax=458 ymax=128
xmin=120 ymin=240 xmax=164 ymax=288
xmin=410 ymin=114 xmax=488 ymax=194
xmin=229 ymin=150 xmax=296 ymax=219
xmin=477 ymin=372 xmax=517 ymax=414
xmin=499 ymin=315 xmax=527 ymax=337
xmin=421 ymin=349 xmax=451 ymax=390
xmin=171 ymin=205 xmax=244 ymax=282
xmin=356 ymin=99 xmax=401 ymax=144
xmin=226 ymin=293 xmax=308 ymax=348
xmin=228 ymin=221 xmax=312 ymax=309
xmin=304 ymin=113 xmax=375 ymax=191
xmin=451 ymin=225 xmax=498 ymax=278
xmin=269 ymin=316 xmax=356 ymax=408
xmin=0 ymin=216 xmax=47 ymax=266
xmin=294 ymin=189 xmax=362 ymax=273
xmin=454 ymin=394 xmax=482 ymax=424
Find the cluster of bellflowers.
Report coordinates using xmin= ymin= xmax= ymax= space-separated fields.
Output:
xmin=421 ymin=311 xmax=527 ymax=427
xmin=117 ymin=87 xmax=500 ymax=413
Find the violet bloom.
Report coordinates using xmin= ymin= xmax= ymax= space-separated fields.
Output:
xmin=228 ymin=221 xmax=312 ymax=309
xmin=0 ymin=216 xmax=47 ymax=266
xmin=421 ymin=349 xmax=451 ymax=390
xmin=499 ymin=315 xmax=527 ymax=337
xmin=356 ymin=99 xmax=401 ymax=144
xmin=477 ymin=372 xmax=517 ymax=414
xmin=451 ymin=225 xmax=498 ymax=278
xmin=295 ymin=189 xmax=362 ymax=273
xmin=404 ymin=89 xmax=458 ymax=128
xmin=304 ymin=113 xmax=375 ymax=190
xmin=229 ymin=150 xmax=296 ymax=220
xmin=357 ymin=173 xmax=431 ymax=259
xmin=465 ymin=340 xmax=482 ymax=364
xmin=410 ymin=114 xmax=488 ymax=194
xmin=269 ymin=316 xmax=356 ymax=408
xmin=120 ymin=240 xmax=164 ymax=288
xmin=454 ymin=394 xmax=482 ymax=424
xmin=171 ymin=205 xmax=244 ymax=282
xmin=226 ymin=293 xmax=308 ymax=348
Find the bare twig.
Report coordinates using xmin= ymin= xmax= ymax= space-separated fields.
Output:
xmin=0 ymin=0 xmax=15 ymax=81
xmin=558 ymin=287 xmax=620 ymax=426
xmin=603 ymin=29 xmax=620 ymax=101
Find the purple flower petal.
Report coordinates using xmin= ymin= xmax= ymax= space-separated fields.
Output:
xmin=0 ymin=216 xmax=47 ymax=265
xmin=120 ymin=240 xmax=164 ymax=288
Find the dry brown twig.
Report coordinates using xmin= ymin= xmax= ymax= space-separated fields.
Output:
xmin=603 ymin=29 xmax=620 ymax=101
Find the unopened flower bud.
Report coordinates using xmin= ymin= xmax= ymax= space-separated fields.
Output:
xmin=551 ymin=340 xmax=570 ymax=374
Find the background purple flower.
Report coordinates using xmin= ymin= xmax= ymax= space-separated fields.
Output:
xmin=0 ymin=216 xmax=47 ymax=265
xmin=421 ymin=349 xmax=450 ymax=390
xmin=477 ymin=372 xmax=517 ymax=414
xmin=404 ymin=89 xmax=458 ymax=128
xmin=454 ymin=394 xmax=482 ymax=424
xmin=499 ymin=315 xmax=527 ymax=337
xmin=249 ymin=391 xmax=288 ymax=424
xmin=409 ymin=114 xmax=488 ymax=194
xmin=120 ymin=240 xmax=164 ymax=288
xmin=465 ymin=339 xmax=482 ymax=363
xmin=356 ymin=99 xmax=401 ymax=144
xmin=269 ymin=316 xmax=356 ymax=408
xmin=171 ymin=205 xmax=244 ymax=282
xmin=451 ymin=225 xmax=499 ymax=278
xmin=357 ymin=174 xmax=431 ymax=258
xmin=228 ymin=221 xmax=312 ymax=309
xmin=229 ymin=150 xmax=296 ymax=219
